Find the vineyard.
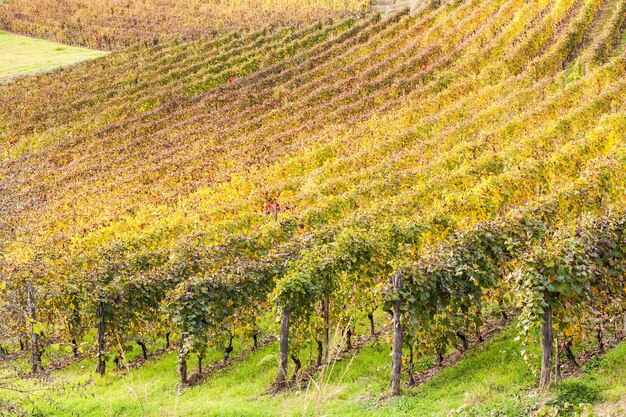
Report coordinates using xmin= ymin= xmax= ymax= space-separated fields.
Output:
xmin=0 ymin=0 xmax=368 ymax=50
xmin=1 ymin=0 xmax=626 ymax=415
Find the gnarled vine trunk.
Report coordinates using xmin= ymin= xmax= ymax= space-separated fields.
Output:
xmin=71 ymin=338 xmax=79 ymax=358
xmin=137 ymin=340 xmax=148 ymax=360
xmin=223 ymin=335 xmax=234 ymax=361
xmin=316 ymin=340 xmax=323 ymax=367
xmin=563 ymin=339 xmax=579 ymax=368
xmin=475 ymin=322 xmax=484 ymax=342
xmin=368 ymin=311 xmax=375 ymax=336
xmin=408 ymin=344 xmax=416 ymax=386
xmin=456 ymin=330 xmax=468 ymax=352
xmin=113 ymin=355 xmax=122 ymax=370
xmin=437 ymin=348 xmax=444 ymax=367
xmin=289 ymin=355 xmax=301 ymax=383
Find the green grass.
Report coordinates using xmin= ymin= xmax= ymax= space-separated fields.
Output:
xmin=0 ymin=31 xmax=107 ymax=81
xmin=6 ymin=326 xmax=626 ymax=416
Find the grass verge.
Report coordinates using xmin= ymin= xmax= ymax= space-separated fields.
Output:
xmin=0 ymin=31 xmax=107 ymax=82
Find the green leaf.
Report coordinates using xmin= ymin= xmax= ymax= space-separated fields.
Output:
xmin=33 ymin=321 xmax=44 ymax=335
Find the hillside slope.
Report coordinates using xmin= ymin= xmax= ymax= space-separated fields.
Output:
xmin=4 ymin=0 xmax=626 ymax=265
xmin=0 ymin=0 xmax=367 ymax=50
xmin=5 ymin=323 xmax=626 ymax=416
xmin=1 ymin=0 xmax=626 ymax=414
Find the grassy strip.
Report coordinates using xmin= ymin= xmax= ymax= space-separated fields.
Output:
xmin=0 ymin=31 xmax=106 ymax=81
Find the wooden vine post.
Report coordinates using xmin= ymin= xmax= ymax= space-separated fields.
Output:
xmin=540 ymin=291 xmax=553 ymax=390
xmin=178 ymin=332 xmax=188 ymax=384
xmin=276 ymin=302 xmax=291 ymax=389
xmin=323 ymin=292 xmax=330 ymax=363
xmin=27 ymin=285 xmax=42 ymax=374
xmin=390 ymin=270 xmax=403 ymax=396
xmin=96 ymin=300 xmax=106 ymax=376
